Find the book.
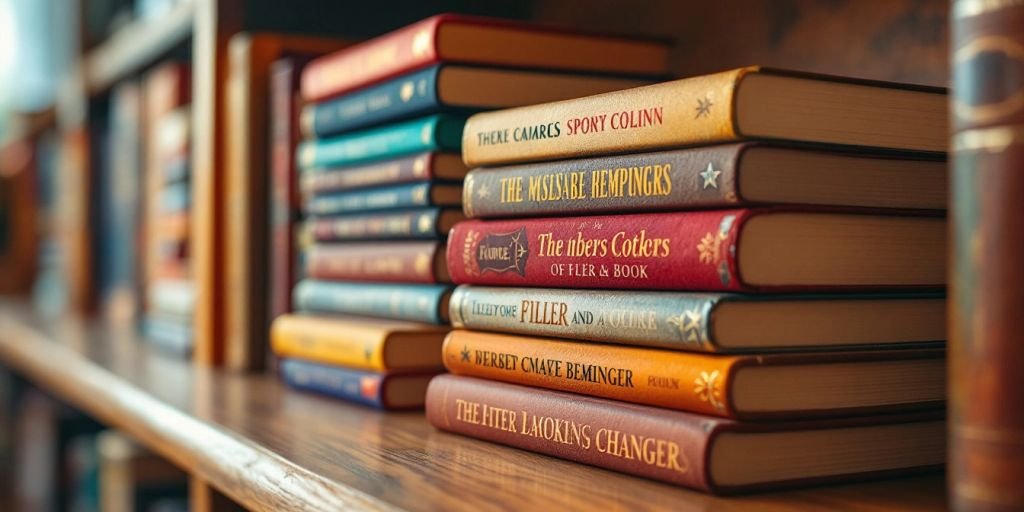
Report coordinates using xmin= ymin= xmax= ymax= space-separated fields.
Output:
xmin=310 ymin=208 xmax=465 ymax=241
xmin=449 ymin=285 xmax=945 ymax=352
xmin=147 ymin=279 xmax=195 ymax=318
xmin=447 ymin=209 xmax=945 ymax=291
xmin=270 ymin=314 xmax=447 ymax=371
xmin=442 ymin=330 xmax=944 ymax=419
xmin=307 ymin=241 xmax=449 ymax=283
xmin=280 ymin=359 xmax=438 ymax=409
xmin=300 ymin=14 xmax=670 ymax=101
xmin=223 ymin=33 xmax=352 ymax=371
xmin=269 ymin=57 xmax=305 ymax=328
xmin=461 ymin=67 xmax=947 ymax=167
xmin=305 ymin=182 xmax=462 ymax=216
xmin=426 ymin=375 xmax=945 ymax=494
xmin=142 ymin=314 xmax=193 ymax=357
xmin=950 ymin=2 xmax=1024 ymax=509
xmin=294 ymin=280 xmax=452 ymax=324
xmin=298 ymin=114 xmax=465 ymax=170
xmin=462 ymin=143 xmax=948 ymax=219
xmin=302 ymin=64 xmax=652 ymax=137
xmin=301 ymin=152 xmax=467 ymax=195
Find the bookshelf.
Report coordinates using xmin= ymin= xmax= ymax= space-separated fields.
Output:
xmin=0 ymin=0 xmax=959 ymax=509
xmin=0 ymin=299 xmax=946 ymax=511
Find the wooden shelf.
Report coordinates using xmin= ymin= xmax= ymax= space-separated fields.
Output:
xmin=82 ymin=0 xmax=195 ymax=94
xmin=0 ymin=300 xmax=948 ymax=511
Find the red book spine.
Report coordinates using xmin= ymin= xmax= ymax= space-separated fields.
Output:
xmin=446 ymin=210 xmax=748 ymax=291
xmin=301 ymin=17 xmax=442 ymax=101
xmin=425 ymin=374 xmax=715 ymax=491
xmin=306 ymin=242 xmax=447 ymax=284
xmin=269 ymin=59 xmax=302 ymax=321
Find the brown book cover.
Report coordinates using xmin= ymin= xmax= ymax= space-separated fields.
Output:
xmin=462 ymin=67 xmax=946 ymax=166
xmin=307 ymin=241 xmax=449 ymax=284
xmin=301 ymin=152 xmax=468 ymax=194
xmin=222 ymin=33 xmax=352 ymax=372
xmin=442 ymin=329 xmax=944 ymax=419
xmin=462 ymin=143 xmax=947 ymax=219
xmin=426 ymin=375 xmax=945 ymax=494
xmin=950 ymin=2 xmax=1024 ymax=510
xmin=310 ymin=208 xmax=464 ymax=242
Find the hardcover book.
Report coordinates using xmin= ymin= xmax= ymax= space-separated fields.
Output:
xmin=950 ymin=2 xmax=1024 ymax=509
xmin=462 ymin=67 xmax=947 ymax=167
xmin=446 ymin=209 xmax=946 ymax=292
xmin=223 ymin=33 xmax=352 ymax=371
xmin=301 ymin=152 xmax=467 ymax=195
xmin=270 ymin=314 xmax=448 ymax=371
xmin=297 ymin=114 xmax=465 ymax=170
xmin=310 ymin=208 xmax=465 ymax=241
xmin=280 ymin=359 xmax=438 ymax=409
xmin=301 ymin=13 xmax=670 ymax=101
xmin=442 ymin=330 xmax=945 ymax=419
xmin=306 ymin=182 xmax=461 ymax=216
xmin=449 ymin=286 xmax=945 ymax=352
xmin=307 ymin=241 xmax=449 ymax=283
xmin=293 ymin=279 xmax=452 ymax=324
xmin=302 ymin=64 xmax=651 ymax=137
xmin=462 ymin=143 xmax=947 ymax=219
xmin=269 ymin=57 xmax=305 ymax=325
xmin=426 ymin=375 xmax=945 ymax=494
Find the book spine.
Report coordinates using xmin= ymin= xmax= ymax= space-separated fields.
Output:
xmin=950 ymin=2 xmax=1024 ymax=510
xmin=306 ymin=182 xmax=441 ymax=216
xmin=442 ymin=329 xmax=739 ymax=417
xmin=301 ymin=17 xmax=440 ymax=101
xmin=270 ymin=314 xmax=388 ymax=370
xmin=449 ymin=286 xmax=721 ymax=351
xmin=269 ymin=58 xmax=301 ymax=325
xmin=297 ymin=114 xmax=464 ymax=169
xmin=425 ymin=374 xmax=713 ymax=491
xmin=461 ymin=68 xmax=747 ymax=166
xmin=463 ymin=145 xmax=744 ymax=218
xmin=294 ymin=280 xmax=451 ymax=324
xmin=301 ymin=152 xmax=443 ymax=194
xmin=311 ymin=208 xmax=451 ymax=241
xmin=307 ymin=242 xmax=446 ymax=283
xmin=446 ymin=210 xmax=747 ymax=291
xmin=280 ymin=359 xmax=391 ymax=408
xmin=303 ymin=66 xmax=442 ymax=137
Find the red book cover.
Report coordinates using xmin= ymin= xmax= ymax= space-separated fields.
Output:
xmin=446 ymin=209 xmax=945 ymax=292
xmin=300 ymin=14 xmax=669 ymax=101
xmin=306 ymin=241 xmax=448 ymax=284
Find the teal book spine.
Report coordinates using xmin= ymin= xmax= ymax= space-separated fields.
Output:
xmin=297 ymin=114 xmax=465 ymax=170
xmin=306 ymin=182 xmax=455 ymax=216
xmin=293 ymin=279 xmax=452 ymax=324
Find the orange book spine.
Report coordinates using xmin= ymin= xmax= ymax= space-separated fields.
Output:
xmin=461 ymin=68 xmax=748 ymax=167
xmin=442 ymin=330 xmax=740 ymax=417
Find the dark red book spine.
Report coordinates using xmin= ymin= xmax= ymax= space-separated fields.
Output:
xmin=306 ymin=242 xmax=447 ymax=284
xmin=269 ymin=58 xmax=303 ymax=322
xmin=425 ymin=374 xmax=715 ymax=491
xmin=301 ymin=16 xmax=442 ymax=101
xmin=950 ymin=2 xmax=1024 ymax=510
xmin=446 ymin=210 xmax=748 ymax=291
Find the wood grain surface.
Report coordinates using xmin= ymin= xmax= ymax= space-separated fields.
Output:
xmin=0 ymin=301 xmax=947 ymax=511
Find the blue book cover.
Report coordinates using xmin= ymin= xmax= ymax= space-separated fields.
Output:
xmin=293 ymin=280 xmax=451 ymax=324
xmin=304 ymin=65 xmax=454 ymax=137
xmin=280 ymin=359 xmax=434 ymax=409
xmin=297 ymin=114 xmax=465 ymax=170
xmin=305 ymin=182 xmax=460 ymax=216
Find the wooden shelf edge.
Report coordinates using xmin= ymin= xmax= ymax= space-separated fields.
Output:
xmin=0 ymin=309 xmax=397 ymax=512
xmin=83 ymin=0 xmax=196 ymax=94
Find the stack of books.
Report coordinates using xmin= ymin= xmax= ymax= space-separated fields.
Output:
xmin=269 ymin=14 xmax=671 ymax=409
xmin=427 ymin=67 xmax=950 ymax=493
xmin=141 ymin=62 xmax=194 ymax=355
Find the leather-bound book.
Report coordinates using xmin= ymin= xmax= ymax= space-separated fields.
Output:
xmin=950 ymin=1 xmax=1024 ymax=510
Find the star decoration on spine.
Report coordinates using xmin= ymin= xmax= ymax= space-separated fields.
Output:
xmin=461 ymin=345 xmax=471 ymax=362
xmin=695 ymin=96 xmax=713 ymax=118
xmin=699 ymin=162 xmax=720 ymax=189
